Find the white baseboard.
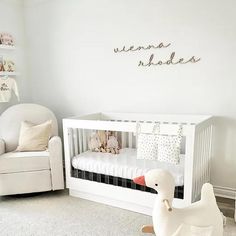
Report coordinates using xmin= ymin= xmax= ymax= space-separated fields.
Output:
xmin=214 ymin=186 xmax=236 ymax=199
xmin=70 ymin=189 xmax=153 ymax=216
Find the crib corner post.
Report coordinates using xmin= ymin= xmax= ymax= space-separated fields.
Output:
xmin=63 ymin=119 xmax=72 ymax=189
xmin=184 ymin=125 xmax=196 ymax=205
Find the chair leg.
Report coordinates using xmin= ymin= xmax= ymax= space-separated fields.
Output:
xmin=142 ymin=225 xmax=155 ymax=234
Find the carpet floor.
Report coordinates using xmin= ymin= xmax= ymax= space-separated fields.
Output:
xmin=0 ymin=190 xmax=235 ymax=236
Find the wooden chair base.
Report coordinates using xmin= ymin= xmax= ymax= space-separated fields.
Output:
xmin=142 ymin=225 xmax=155 ymax=234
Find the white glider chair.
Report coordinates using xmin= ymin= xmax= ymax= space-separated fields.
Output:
xmin=0 ymin=103 xmax=64 ymax=196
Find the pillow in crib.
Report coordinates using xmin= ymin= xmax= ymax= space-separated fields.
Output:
xmin=157 ymin=126 xmax=182 ymax=165
xmin=137 ymin=133 xmax=159 ymax=160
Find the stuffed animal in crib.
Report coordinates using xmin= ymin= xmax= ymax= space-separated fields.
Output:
xmin=97 ymin=130 xmax=107 ymax=153
xmin=88 ymin=130 xmax=120 ymax=154
xmin=107 ymin=134 xmax=119 ymax=154
xmin=88 ymin=132 xmax=102 ymax=152
xmin=133 ymin=169 xmax=224 ymax=236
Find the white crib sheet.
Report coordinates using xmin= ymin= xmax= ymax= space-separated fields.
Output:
xmin=72 ymin=148 xmax=184 ymax=186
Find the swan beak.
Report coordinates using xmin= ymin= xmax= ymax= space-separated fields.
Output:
xmin=133 ymin=175 xmax=146 ymax=186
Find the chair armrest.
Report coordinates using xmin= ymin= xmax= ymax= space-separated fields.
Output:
xmin=0 ymin=138 xmax=6 ymax=155
xmin=48 ymin=136 xmax=64 ymax=190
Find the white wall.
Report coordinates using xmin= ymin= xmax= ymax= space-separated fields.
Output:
xmin=0 ymin=0 xmax=29 ymax=113
xmin=24 ymin=0 xmax=236 ymax=194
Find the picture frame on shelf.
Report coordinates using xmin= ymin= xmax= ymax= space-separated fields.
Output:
xmin=0 ymin=72 xmax=18 ymax=76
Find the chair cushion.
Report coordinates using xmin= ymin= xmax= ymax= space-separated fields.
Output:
xmin=0 ymin=151 xmax=50 ymax=174
xmin=16 ymin=120 xmax=52 ymax=151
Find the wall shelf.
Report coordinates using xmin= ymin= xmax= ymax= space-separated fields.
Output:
xmin=0 ymin=45 xmax=15 ymax=50
xmin=0 ymin=72 xmax=19 ymax=76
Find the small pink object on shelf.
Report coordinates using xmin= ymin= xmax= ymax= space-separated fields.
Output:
xmin=0 ymin=33 xmax=14 ymax=46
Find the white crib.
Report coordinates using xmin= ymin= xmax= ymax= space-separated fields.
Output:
xmin=63 ymin=112 xmax=213 ymax=215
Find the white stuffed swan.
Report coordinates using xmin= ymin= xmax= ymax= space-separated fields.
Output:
xmin=133 ymin=169 xmax=224 ymax=236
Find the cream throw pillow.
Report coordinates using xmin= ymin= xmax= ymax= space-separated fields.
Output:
xmin=16 ymin=120 xmax=52 ymax=151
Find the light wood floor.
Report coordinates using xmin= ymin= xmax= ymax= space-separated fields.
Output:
xmin=217 ymin=196 xmax=235 ymax=218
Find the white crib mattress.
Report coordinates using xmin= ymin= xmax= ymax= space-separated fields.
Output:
xmin=72 ymin=148 xmax=184 ymax=186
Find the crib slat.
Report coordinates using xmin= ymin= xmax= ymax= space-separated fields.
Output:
xmin=202 ymin=130 xmax=206 ymax=187
xmin=128 ymin=132 xmax=133 ymax=148
xmin=198 ymin=131 xmax=203 ymax=199
xmin=105 ymin=175 xmax=109 ymax=184
xmin=78 ymin=129 xmax=83 ymax=154
xmin=204 ymin=128 xmax=209 ymax=183
xmin=122 ymin=178 xmax=127 ymax=187
xmin=199 ymin=130 xmax=203 ymax=190
xmin=97 ymin=173 xmax=101 ymax=182
xmin=82 ymin=170 xmax=86 ymax=179
xmin=206 ymin=129 xmax=209 ymax=179
xmin=196 ymin=133 xmax=201 ymax=200
xmin=193 ymin=133 xmax=199 ymax=200
xmin=121 ymin=132 xmax=127 ymax=148
xmin=200 ymin=130 xmax=205 ymax=194
xmin=82 ymin=129 xmax=87 ymax=152
xmin=68 ymin=128 xmax=74 ymax=158
xmin=204 ymin=128 xmax=209 ymax=182
xmin=113 ymin=176 xmax=118 ymax=186
xmin=202 ymin=129 xmax=206 ymax=185
xmin=131 ymin=181 xmax=136 ymax=190
xmin=205 ymin=128 xmax=209 ymax=181
xmin=206 ymin=126 xmax=212 ymax=181
xmin=73 ymin=129 xmax=79 ymax=155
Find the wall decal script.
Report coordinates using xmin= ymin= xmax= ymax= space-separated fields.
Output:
xmin=114 ymin=42 xmax=201 ymax=67
xmin=114 ymin=43 xmax=171 ymax=53
xmin=139 ymin=52 xmax=200 ymax=66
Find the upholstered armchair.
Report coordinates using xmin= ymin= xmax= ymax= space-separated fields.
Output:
xmin=0 ymin=103 xmax=64 ymax=196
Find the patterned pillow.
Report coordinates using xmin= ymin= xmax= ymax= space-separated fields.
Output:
xmin=157 ymin=125 xmax=182 ymax=165
xmin=137 ymin=133 xmax=159 ymax=160
xmin=157 ymin=135 xmax=182 ymax=165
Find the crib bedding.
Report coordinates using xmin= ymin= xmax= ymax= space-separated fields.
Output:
xmin=72 ymin=148 xmax=184 ymax=186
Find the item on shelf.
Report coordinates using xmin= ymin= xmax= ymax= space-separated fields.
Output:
xmin=0 ymin=33 xmax=14 ymax=46
xmin=0 ymin=76 xmax=19 ymax=102
xmin=88 ymin=130 xmax=120 ymax=154
xmin=0 ymin=56 xmax=4 ymax=71
xmin=3 ymin=59 xmax=15 ymax=72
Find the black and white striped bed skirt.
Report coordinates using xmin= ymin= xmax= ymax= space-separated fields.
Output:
xmin=72 ymin=169 xmax=184 ymax=199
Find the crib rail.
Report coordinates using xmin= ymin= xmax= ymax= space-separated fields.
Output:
xmin=69 ymin=112 xmax=211 ymax=125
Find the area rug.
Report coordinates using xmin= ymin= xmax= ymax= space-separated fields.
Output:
xmin=0 ymin=191 xmax=235 ymax=236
